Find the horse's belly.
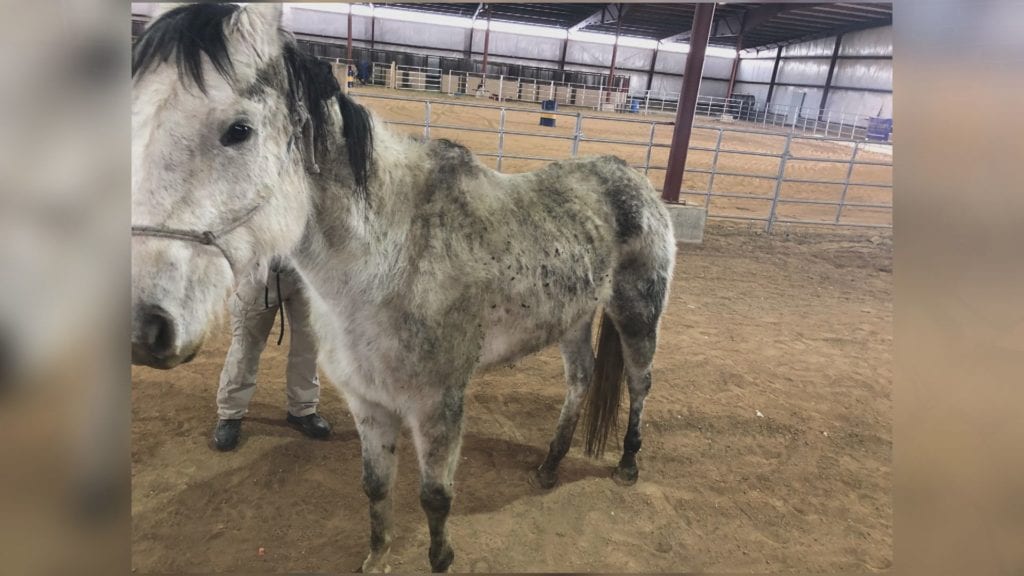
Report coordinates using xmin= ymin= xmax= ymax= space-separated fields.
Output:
xmin=477 ymin=294 xmax=598 ymax=369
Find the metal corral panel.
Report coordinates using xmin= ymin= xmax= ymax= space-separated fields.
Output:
xmin=782 ymin=35 xmax=837 ymax=57
xmin=377 ymin=18 xmax=467 ymax=52
xmin=832 ymin=59 xmax=892 ymax=91
xmin=554 ymin=85 xmax=573 ymax=104
xmin=441 ymin=73 xmax=459 ymax=94
xmin=518 ymin=81 xmax=544 ymax=101
xmin=824 ymin=89 xmax=892 ymax=120
xmin=575 ymin=86 xmax=603 ymax=107
xmin=840 ymin=25 xmax=893 ymax=57
xmin=777 ymin=58 xmax=830 ymax=86
xmin=736 ymin=57 xmax=776 ymax=83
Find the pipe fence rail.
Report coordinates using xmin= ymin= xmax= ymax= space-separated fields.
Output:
xmin=352 ymin=92 xmax=892 ymax=232
xmin=318 ymin=51 xmax=889 ymax=142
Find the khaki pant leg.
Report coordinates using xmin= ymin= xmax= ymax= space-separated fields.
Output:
xmin=280 ymin=270 xmax=320 ymax=417
xmin=216 ymin=278 xmax=279 ymax=420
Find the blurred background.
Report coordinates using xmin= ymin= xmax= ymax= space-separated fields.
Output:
xmin=0 ymin=0 xmax=127 ymax=573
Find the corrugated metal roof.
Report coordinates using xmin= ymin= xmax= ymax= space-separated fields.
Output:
xmin=385 ymin=3 xmax=893 ymax=49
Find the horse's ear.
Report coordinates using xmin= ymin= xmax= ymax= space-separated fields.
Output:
xmin=229 ymin=3 xmax=284 ymax=59
xmin=149 ymin=3 xmax=187 ymax=23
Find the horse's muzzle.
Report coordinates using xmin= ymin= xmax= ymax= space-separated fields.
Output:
xmin=131 ymin=304 xmax=179 ymax=369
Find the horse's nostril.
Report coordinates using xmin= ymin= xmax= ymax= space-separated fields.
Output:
xmin=140 ymin=307 xmax=176 ymax=359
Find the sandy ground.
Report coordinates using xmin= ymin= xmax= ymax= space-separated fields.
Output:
xmin=131 ymin=221 xmax=892 ymax=573
xmin=349 ymin=86 xmax=893 ymax=228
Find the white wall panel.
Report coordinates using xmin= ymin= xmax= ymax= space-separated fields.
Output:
xmin=649 ymin=73 xmax=682 ymax=96
xmin=654 ymin=51 xmax=686 ymax=74
xmin=832 ymin=59 xmax=892 ymax=90
xmin=702 ymin=55 xmax=735 ymax=79
xmin=377 ymin=18 xmax=467 ymax=52
xmin=475 ymin=31 xmax=563 ymax=62
xmin=614 ymin=46 xmax=653 ymax=71
xmin=732 ymin=82 xmax=770 ymax=104
xmin=736 ymin=58 xmax=775 ymax=83
xmin=770 ymin=85 xmax=824 ymax=111
xmin=825 ymin=89 xmax=892 ymax=119
xmin=782 ymin=35 xmax=836 ymax=57
xmin=840 ymin=25 xmax=893 ymax=57
xmin=700 ymin=79 xmax=729 ymax=98
xmin=777 ymin=58 xmax=830 ymax=85
xmin=565 ymin=40 xmax=613 ymax=67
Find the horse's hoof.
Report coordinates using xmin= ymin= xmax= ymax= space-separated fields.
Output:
xmin=429 ymin=544 xmax=454 ymax=573
xmin=359 ymin=555 xmax=391 ymax=573
xmin=529 ymin=467 xmax=558 ymax=490
xmin=612 ymin=465 xmax=639 ymax=486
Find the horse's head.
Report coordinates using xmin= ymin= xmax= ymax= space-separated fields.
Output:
xmin=131 ymin=3 xmax=369 ymax=368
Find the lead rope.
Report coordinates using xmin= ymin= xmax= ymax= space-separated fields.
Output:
xmin=275 ymin=271 xmax=286 ymax=346
xmin=263 ymin=270 xmax=287 ymax=346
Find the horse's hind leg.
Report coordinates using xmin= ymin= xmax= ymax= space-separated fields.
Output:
xmin=351 ymin=396 xmax=401 ymax=573
xmin=534 ymin=317 xmax=594 ymax=489
xmin=410 ymin=385 xmax=466 ymax=573
xmin=607 ymin=265 xmax=669 ymax=486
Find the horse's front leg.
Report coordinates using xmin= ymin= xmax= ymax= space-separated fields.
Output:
xmin=351 ymin=396 xmax=401 ymax=573
xmin=410 ymin=385 xmax=466 ymax=573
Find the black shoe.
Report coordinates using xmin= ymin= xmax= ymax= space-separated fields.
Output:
xmin=286 ymin=412 xmax=331 ymax=439
xmin=213 ymin=419 xmax=242 ymax=452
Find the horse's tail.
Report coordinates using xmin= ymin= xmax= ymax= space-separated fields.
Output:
xmin=582 ymin=311 xmax=625 ymax=458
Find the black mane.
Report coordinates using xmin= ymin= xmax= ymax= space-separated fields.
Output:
xmin=132 ymin=3 xmax=374 ymax=192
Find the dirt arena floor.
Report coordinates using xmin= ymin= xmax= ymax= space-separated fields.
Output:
xmin=350 ymin=86 xmax=893 ymax=229
xmin=131 ymin=220 xmax=892 ymax=573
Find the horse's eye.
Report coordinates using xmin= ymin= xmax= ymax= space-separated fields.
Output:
xmin=220 ymin=122 xmax=253 ymax=146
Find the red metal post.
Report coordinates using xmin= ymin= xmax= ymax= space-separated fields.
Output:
xmin=482 ymin=7 xmax=491 ymax=76
xmin=819 ymin=33 xmax=844 ymax=119
xmin=726 ymin=35 xmax=743 ymax=99
xmin=606 ymin=11 xmax=623 ymax=104
xmin=661 ymin=3 xmax=716 ymax=203
xmin=346 ymin=10 xmax=353 ymax=63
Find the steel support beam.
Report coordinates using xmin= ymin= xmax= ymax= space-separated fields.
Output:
xmin=605 ymin=6 xmax=623 ymax=104
xmin=819 ymin=33 xmax=843 ymax=118
xmin=569 ymin=3 xmax=628 ymax=33
xmin=765 ymin=46 xmax=782 ymax=105
xmin=346 ymin=11 xmax=353 ymax=62
xmin=662 ymin=3 xmax=715 ymax=204
xmin=645 ymin=44 xmax=659 ymax=92
xmin=726 ymin=34 xmax=743 ymax=99
xmin=481 ymin=6 xmax=491 ymax=76
xmin=370 ymin=13 xmax=375 ymax=50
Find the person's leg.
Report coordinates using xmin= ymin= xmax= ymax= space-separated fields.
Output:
xmin=214 ymin=275 xmax=278 ymax=449
xmin=278 ymin=267 xmax=331 ymax=438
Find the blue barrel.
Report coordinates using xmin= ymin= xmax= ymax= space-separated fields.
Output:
xmin=629 ymin=98 xmax=640 ymax=113
xmin=866 ymin=117 xmax=893 ymax=141
xmin=539 ymin=99 xmax=557 ymax=127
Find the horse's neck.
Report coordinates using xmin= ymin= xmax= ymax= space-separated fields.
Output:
xmin=293 ymin=123 xmax=425 ymax=295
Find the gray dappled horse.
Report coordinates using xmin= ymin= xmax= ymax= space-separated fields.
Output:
xmin=131 ymin=4 xmax=675 ymax=572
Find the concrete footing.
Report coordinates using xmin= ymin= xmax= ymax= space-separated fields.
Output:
xmin=665 ymin=203 xmax=707 ymax=244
